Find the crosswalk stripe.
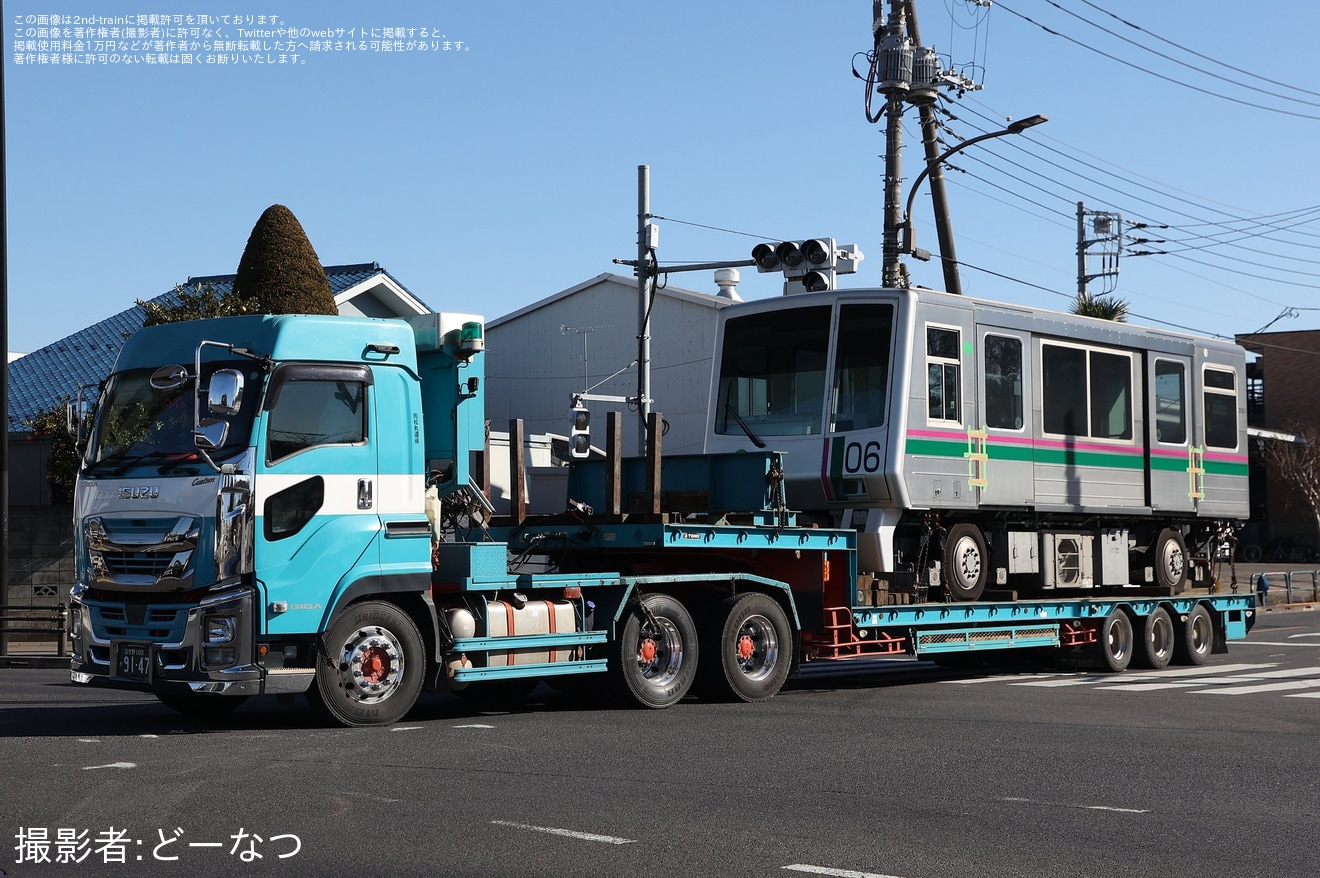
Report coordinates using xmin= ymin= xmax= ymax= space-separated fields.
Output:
xmin=1195 ymin=678 xmax=1320 ymax=696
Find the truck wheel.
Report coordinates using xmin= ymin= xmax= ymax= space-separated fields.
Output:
xmin=700 ymin=593 xmax=792 ymax=703
xmin=1151 ymin=528 xmax=1189 ymax=593
xmin=943 ymin=523 xmax=988 ymax=602
xmin=609 ymin=593 xmax=697 ymax=709
xmin=155 ymin=690 xmax=248 ymax=716
xmin=308 ymin=601 xmax=424 ymax=727
xmin=1093 ymin=609 xmax=1134 ymax=672
xmin=1173 ymin=604 xmax=1214 ymax=666
xmin=1133 ymin=607 xmax=1175 ymax=670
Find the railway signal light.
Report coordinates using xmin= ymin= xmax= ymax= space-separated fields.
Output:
xmin=750 ymin=238 xmax=864 ymax=294
xmin=569 ymin=402 xmax=592 ymax=459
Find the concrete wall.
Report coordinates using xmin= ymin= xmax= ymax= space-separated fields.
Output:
xmin=5 ymin=505 xmax=74 ymax=607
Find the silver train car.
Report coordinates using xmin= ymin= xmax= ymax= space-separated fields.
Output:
xmin=705 ymin=287 xmax=1248 ymax=600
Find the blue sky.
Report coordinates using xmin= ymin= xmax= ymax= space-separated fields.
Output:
xmin=7 ymin=0 xmax=1319 ymax=354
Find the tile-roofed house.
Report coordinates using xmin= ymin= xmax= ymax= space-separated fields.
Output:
xmin=6 ymin=262 xmax=429 ymax=434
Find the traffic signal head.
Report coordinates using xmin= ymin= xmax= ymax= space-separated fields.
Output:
xmin=802 ymin=237 xmax=837 ymax=267
xmin=775 ymin=240 xmax=805 ymax=269
xmin=569 ymin=404 xmax=591 ymax=459
xmin=752 ymin=242 xmax=780 ymax=272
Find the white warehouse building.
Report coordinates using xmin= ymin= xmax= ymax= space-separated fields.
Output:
xmin=484 ymin=272 xmax=740 ymax=459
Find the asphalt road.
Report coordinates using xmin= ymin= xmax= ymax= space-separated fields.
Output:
xmin=2 ymin=609 xmax=1318 ymax=878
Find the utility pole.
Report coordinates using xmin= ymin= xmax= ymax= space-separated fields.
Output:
xmin=1076 ymin=201 xmax=1123 ymax=298
xmin=903 ymin=0 xmax=962 ymax=295
xmin=877 ymin=0 xmax=910 ymax=289
xmin=636 ymin=165 xmax=652 ymax=457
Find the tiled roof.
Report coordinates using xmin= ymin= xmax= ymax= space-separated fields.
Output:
xmin=6 ymin=263 xmax=411 ymax=433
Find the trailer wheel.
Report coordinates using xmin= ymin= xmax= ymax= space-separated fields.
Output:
xmin=610 ymin=594 xmax=697 ymax=709
xmin=943 ymin=523 xmax=988 ymax=602
xmin=155 ymin=690 xmax=249 ymax=716
xmin=700 ymin=593 xmax=792 ymax=703
xmin=1094 ymin=609 xmax=1134 ymax=672
xmin=308 ymin=600 xmax=424 ymax=727
xmin=1151 ymin=528 xmax=1189 ymax=593
xmin=1133 ymin=607 xmax=1175 ymax=670
xmin=1173 ymin=604 xmax=1214 ymax=666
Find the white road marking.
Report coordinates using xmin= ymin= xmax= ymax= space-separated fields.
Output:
xmin=782 ymin=865 xmax=906 ymax=878
xmin=1239 ymin=641 xmax=1320 ymax=647
xmin=454 ymin=723 xmax=495 ymax=729
xmin=1284 ymin=692 xmax=1320 ymax=698
xmin=1002 ymin=797 xmax=1149 ymax=814
xmin=78 ymin=739 xmax=100 ymax=743
xmin=490 ymin=820 xmax=634 ymax=845
xmin=1011 ymin=678 xmax=1100 ymax=687
xmin=1084 ymin=805 xmax=1151 ymax=813
xmin=1196 ymin=678 xmax=1320 ymax=696
xmin=139 ymin=734 xmax=158 ymax=739
xmin=1095 ymin=682 xmax=1205 ymax=692
xmin=944 ymin=674 xmax=1072 ymax=685
xmin=389 ymin=726 xmax=422 ymax=732
xmin=83 ymin=762 xmax=135 ymax=770
xmin=1289 ymin=633 xmax=1320 ymax=639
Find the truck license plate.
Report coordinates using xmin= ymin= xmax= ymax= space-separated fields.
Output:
xmin=116 ymin=642 xmax=151 ymax=680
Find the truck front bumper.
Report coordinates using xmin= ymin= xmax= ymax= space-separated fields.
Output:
xmin=69 ymin=584 xmax=271 ymax=696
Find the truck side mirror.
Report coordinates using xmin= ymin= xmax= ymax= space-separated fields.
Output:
xmin=207 ymin=369 xmax=244 ymax=417
xmin=66 ymin=392 xmax=95 ymax=443
xmin=194 ymin=420 xmax=230 ymax=449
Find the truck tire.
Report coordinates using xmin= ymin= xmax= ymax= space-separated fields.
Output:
xmin=700 ymin=592 xmax=793 ymax=703
xmin=155 ymin=690 xmax=248 ymax=716
xmin=609 ymin=593 xmax=697 ymax=709
xmin=1173 ymin=604 xmax=1214 ymax=666
xmin=1132 ymin=607 xmax=1175 ymax=670
xmin=308 ymin=600 xmax=424 ymax=727
xmin=1093 ymin=609 xmax=1133 ymax=672
xmin=1151 ymin=528 xmax=1189 ymax=593
xmin=943 ymin=523 xmax=988 ymax=602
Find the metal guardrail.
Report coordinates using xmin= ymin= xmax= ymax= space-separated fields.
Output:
xmin=1250 ymin=571 xmax=1320 ymax=607
xmin=0 ymin=604 xmax=69 ymax=656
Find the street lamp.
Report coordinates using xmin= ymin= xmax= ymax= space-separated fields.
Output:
xmin=899 ymin=114 xmax=1048 ymax=279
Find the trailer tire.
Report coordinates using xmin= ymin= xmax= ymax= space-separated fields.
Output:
xmin=1173 ymin=604 xmax=1214 ymax=666
xmin=700 ymin=592 xmax=793 ymax=703
xmin=1133 ymin=607 xmax=1175 ymax=670
xmin=1151 ymin=528 xmax=1189 ymax=593
xmin=943 ymin=523 xmax=988 ymax=602
xmin=1094 ymin=609 xmax=1134 ymax=672
xmin=308 ymin=600 xmax=424 ymax=727
xmin=155 ymin=690 xmax=249 ymax=717
xmin=609 ymin=593 xmax=698 ymax=709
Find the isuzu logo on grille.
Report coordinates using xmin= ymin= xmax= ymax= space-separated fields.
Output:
xmin=118 ymin=486 xmax=161 ymax=500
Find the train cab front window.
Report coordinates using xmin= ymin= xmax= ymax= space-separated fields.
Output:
xmin=830 ymin=303 xmax=894 ymax=432
xmin=715 ymin=305 xmax=831 ymax=437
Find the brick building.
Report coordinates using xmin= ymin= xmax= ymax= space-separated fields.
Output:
xmin=1235 ymin=329 xmax=1320 ymax=550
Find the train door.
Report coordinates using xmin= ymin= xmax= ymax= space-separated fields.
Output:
xmin=1145 ymin=352 xmax=1196 ymax=513
xmin=975 ymin=327 xmax=1034 ymax=506
xmin=823 ymin=300 xmax=897 ymax=504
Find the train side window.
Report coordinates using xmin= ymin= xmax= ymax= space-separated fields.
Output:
xmin=1153 ymin=360 xmax=1186 ymax=444
xmin=1204 ymin=367 xmax=1238 ymax=449
xmin=1042 ymin=344 xmax=1087 ymax=436
xmin=983 ymin=334 xmax=1023 ymax=430
xmin=1089 ymin=350 xmax=1132 ymax=440
xmin=926 ymin=326 xmax=961 ymax=424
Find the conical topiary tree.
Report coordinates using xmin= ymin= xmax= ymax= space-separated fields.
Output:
xmin=232 ymin=204 xmax=338 ymax=316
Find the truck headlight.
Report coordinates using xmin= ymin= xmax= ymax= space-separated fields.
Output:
xmin=205 ymin=615 xmax=236 ymax=645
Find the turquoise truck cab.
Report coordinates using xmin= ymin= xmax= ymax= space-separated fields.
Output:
xmin=68 ymin=312 xmax=483 ymax=715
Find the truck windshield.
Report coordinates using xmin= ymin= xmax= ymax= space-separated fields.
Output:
xmin=86 ymin=362 xmax=260 ymax=474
